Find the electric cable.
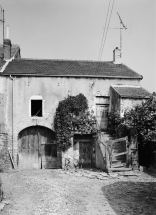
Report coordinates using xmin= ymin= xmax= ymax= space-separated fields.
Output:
xmin=99 ymin=0 xmax=115 ymax=61
xmin=98 ymin=0 xmax=112 ymax=61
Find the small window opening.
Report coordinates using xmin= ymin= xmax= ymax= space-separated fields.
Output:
xmin=31 ymin=100 xmax=42 ymax=117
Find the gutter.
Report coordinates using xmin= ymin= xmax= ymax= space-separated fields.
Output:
xmin=2 ymin=73 xmax=143 ymax=80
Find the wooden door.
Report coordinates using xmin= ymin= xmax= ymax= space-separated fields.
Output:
xmin=18 ymin=126 xmax=41 ymax=169
xmin=41 ymin=144 xmax=58 ymax=169
xmin=18 ymin=126 xmax=60 ymax=169
xmin=79 ymin=142 xmax=92 ymax=168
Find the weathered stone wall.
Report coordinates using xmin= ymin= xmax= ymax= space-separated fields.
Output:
xmin=2 ymin=75 xmax=140 ymax=167
xmin=73 ymin=142 xmax=79 ymax=168
xmin=62 ymin=138 xmax=74 ymax=169
xmin=120 ymin=98 xmax=147 ymax=114
xmin=110 ymin=87 xmax=121 ymax=112
xmin=95 ymin=141 xmax=107 ymax=170
xmin=0 ymin=134 xmax=12 ymax=172
xmin=0 ymin=77 xmax=6 ymax=134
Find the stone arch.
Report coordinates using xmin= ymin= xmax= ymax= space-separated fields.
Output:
xmin=16 ymin=120 xmax=54 ymax=136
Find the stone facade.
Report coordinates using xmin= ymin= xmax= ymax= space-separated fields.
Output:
xmin=0 ymin=75 xmax=141 ymax=168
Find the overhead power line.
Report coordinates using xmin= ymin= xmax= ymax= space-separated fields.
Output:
xmin=98 ymin=0 xmax=112 ymax=61
xmin=98 ymin=0 xmax=115 ymax=61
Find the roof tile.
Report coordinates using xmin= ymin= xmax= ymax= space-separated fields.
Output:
xmin=112 ymin=86 xmax=151 ymax=99
xmin=2 ymin=59 xmax=143 ymax=79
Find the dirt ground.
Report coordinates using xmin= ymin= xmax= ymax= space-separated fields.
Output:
xmin=0 ymin=169 xmax=156 ymax=215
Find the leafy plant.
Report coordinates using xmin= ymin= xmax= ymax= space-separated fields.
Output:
xmin=108 ymin=93 xmax=156 ymax=144
xmin=107 ymin=111 xmax=124 ymax=137
xmin=54 ymin=94 xmax=99 ymax=151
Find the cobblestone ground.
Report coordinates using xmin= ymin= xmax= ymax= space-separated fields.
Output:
xmin=0 ymin=169 xmax=156 ymax=215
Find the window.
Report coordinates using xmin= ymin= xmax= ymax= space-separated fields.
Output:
xmin=96 ymin=105 xmax=109 ymax=118
xmin=31 ymin=100 xmax=42 ymax=117
xmin=30 ymin=96 xmax=44 ymax=117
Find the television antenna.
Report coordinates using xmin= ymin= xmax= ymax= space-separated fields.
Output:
xmin=104 ymin=13 xmax=127 ymax=57
xmin=117 ymin=12 xmax=127 ymax=52
xmin=0 ymin=5 xmax=5 ymax=45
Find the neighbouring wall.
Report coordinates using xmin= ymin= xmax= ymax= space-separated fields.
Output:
xmin=0 ymin=77 xmax=6 ymax=133
xmin=110 ymin=87 xmax=121 ymax=112
xmin=120 ymin=98 xmax=148 ymax=115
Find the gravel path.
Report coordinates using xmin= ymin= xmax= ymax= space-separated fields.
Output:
xmin=0 ymin=169 xmax=156 ymax=215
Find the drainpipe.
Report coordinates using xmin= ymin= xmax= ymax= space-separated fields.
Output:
xmin=10 ymin=75 xmax=14 ymax=160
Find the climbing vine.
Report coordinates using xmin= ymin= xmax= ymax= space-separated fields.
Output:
xmin=54 ymin=94 xmax=98 ymax=151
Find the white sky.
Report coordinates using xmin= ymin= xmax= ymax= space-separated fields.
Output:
xmin=0 ymin=0 xmax=155 ymax=93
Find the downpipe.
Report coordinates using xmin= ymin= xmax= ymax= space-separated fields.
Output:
xmin=9 ymin=75 xmax=14 ymax=161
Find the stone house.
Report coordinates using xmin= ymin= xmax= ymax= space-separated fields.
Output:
xmin=0 ymin=38 xmax=151 ymax=171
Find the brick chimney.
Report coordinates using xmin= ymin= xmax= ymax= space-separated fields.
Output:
xmin=113 ymin=47 xmax=121 ymax=64
xmin=4 ymin=26 xmax=12 ymax=60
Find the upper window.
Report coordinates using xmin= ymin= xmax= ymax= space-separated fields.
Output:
xmin=30 ymin=95 xmax=43 ymax=117
xmin=31 ymin=100 xmax=42 ymax=117
xmin=95 ymin=96 xmax=110 ymax=131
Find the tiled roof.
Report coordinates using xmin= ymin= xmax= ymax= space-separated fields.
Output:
xmin=2 ymin=59 xmax=143 ymax=79
xmin=0 ymin=44 xmax=20 ymax=58
xmin=112 ymin=85 xmax=151 ymax=99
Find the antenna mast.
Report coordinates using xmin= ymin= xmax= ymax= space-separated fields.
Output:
xmin=0 ymin=5 xmax=5 ymax=45
xmin=117 ymin=12 xmax=127 ymax=56
xmin=3 ymin=9 xmax=4 ymax=45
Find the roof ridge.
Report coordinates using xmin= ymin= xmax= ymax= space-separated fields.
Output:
xmin=13 ymin=58 xmax=113 ymax=63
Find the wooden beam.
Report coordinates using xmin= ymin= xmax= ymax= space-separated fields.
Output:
xmin=112 ymin=151 xmax=128 ymax=157
xmin=111 ymin=137 xmax=127 ymax=144
xmin=8 ymin=149 xmax=15 ymax=169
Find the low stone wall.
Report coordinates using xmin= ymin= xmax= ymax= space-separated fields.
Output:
xmin=0 ymin=134 xmax=12 ymax=172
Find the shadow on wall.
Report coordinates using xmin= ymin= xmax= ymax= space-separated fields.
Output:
xmin=102 ymin=181 xmax=156 ymax=214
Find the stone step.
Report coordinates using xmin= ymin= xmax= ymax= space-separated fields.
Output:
xmin=108 ymin=167 xmax=132 ymax=172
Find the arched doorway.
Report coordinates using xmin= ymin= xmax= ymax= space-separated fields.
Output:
xmin=18 ymin=126 xmax=62 ymax=169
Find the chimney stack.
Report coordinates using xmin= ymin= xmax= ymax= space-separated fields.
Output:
xmin=4 ymin=25 xmax=12 ymax=60
xmin=113 ymin=47 xmax=121 ymax=64
xmin=6 ymin=25 xmax=10 ymax=39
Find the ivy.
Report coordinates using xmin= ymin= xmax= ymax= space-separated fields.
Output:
xmin=54 ymin=93 xmax=98 ymax=151
xmin=107 ymin=111 xmax=124 ymax=137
